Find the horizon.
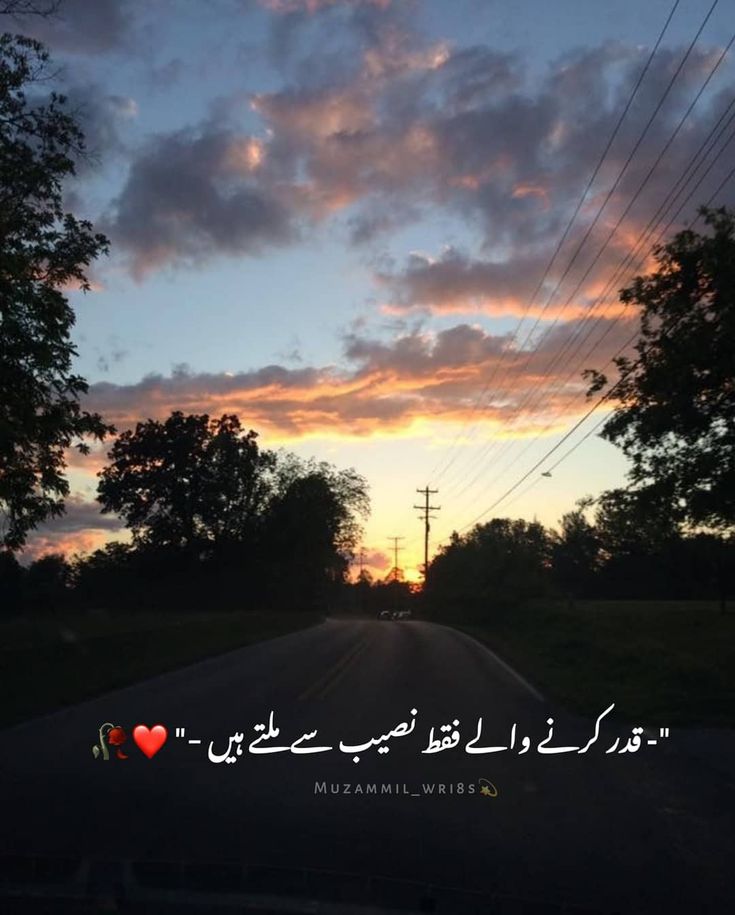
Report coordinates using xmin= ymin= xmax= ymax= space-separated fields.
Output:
xmin=12 ymin=0 xmax=735 ymax=580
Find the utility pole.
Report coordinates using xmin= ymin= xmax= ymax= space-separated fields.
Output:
xmin=414 ymin=486 xmax=440 ymax=583
xmin=387 ymin=536 xmax=404 ymax=582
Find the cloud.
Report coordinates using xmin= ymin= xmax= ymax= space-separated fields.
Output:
xmin=30 ymin=495 xmax=122 ymax=535
xmin=24 ymin=81 xmax=137 ymax=179
xmin=64 ymin=443 xmax=111 ymax=474
xmin=260 ymin=0 xmax=392 ymax=12
xmin=83 ymin=317 xmax=636 ymax=440
xmin=63 ymin=84 xmax=138 ymax=167
xmin=105 ymin=18 xmax=734 ymax=280
xmin=37 ymin=307 xmax=636 ymax=561
xmin=16 ymin=0 xmax=138 ymax=54
xmin=374 ymin=240 xmax=634 ymax=320
xmin=22 ymin=529 xmax=120 ymax=562
xmin=375 ymin=248 xmax=544 ymax=317
xmin=21 ymin=495 xmax=125 ymax=561
xmin=107 ymin=127 xmax=293 ymax=278
xmin=353 ymin=547 xmax=391 ymax=581
xmin=363 ymin=548 xmax=390 ymax=570
xmin=96 ymin=346 xmax=128 ymax=374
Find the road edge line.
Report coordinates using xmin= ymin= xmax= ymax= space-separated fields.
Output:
xmin=437 ymin=622 xmax=545 ymax=702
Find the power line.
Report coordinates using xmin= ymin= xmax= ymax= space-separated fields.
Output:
xmin=429 ymin=0 xmax=705 ymax=486
xmin=387 ymin=536 xmax=405 ymax=582
xmin=444 ymin=166 xmax=735 ymax=537
xmin=428 ymin=0 xmax=683 ymax=484
xmin=445 ymin=79 xmax=735 ymax=515
xmin=395 ymin=2 xmax=729 ymax=558
xmin=440 ymin=24 xmax=734 ymax=504
xmin=488 ymin=114 xmax=735 ymax=489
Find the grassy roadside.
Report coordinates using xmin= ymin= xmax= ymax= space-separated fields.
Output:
xmin=0 ymin=608 xmax=321 ymax=729
xmin=451 ymin=599 xmax=735 ymax=727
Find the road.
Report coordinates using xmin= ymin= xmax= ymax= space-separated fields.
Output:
xmin=0 ymin=618 xmax=733 ymax=913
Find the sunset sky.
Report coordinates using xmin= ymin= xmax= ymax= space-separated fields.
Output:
xmin=17 ymin=0 xmax=735 ymax=579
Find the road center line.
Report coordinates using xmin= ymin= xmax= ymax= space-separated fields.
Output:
xmin=297 ymin=637 xmax=370 ymax=702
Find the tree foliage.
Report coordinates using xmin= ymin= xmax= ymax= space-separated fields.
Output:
xmin=593 ymin=487 xmax=680 ymax=559
xmin=0 ymin=2 xmax=60 ymax=16
xmin=425 ymin=518 xmax=551 ymax=614
xmin=586 ymin=208 xmax=735 ymax=532
xmin=550 ymin=499 xmax=600 ymax=600
xmin=259 ymin=456 xmax=370 ymax=608
xmin=94 ymin=411 xmax=369 ymax=611
xmin=0 ymin=32 xmax=111 ymax=549
xmin=97 ymin=413 xmax=275 ymax=552
xmin=418 ymin=503 xmax=734 ymax=618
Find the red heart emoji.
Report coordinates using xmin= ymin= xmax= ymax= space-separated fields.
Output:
xmin=133 ymin=724 xmax=168 ymax=759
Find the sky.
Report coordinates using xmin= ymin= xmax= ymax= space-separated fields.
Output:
xmin=14 ymin=0 xmax=735 ymax=579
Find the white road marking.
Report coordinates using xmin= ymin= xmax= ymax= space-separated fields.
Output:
xmin=433 ymin=623 xmax=545 ymax=702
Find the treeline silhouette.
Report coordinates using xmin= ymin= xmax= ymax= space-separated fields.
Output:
xmin=1 ymin=412 xmax=369 ymax=616
xmin=4 ymin=413 xmax=734 ymax=619
xmin=418 ymin=497 xmax=734 ymax=620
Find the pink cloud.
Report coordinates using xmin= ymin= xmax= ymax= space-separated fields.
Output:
xmin=83 ymin=318 xmax=636 ymax=441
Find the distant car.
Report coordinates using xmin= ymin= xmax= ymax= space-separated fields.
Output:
xmin=394 ymin=610 xmax=412 ymax=620
xmin=378 ymin=610 xmax=392 ymax=620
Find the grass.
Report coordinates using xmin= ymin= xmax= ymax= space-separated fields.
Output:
xmin=0 ymin=608 xmax=321 ymax=729
xmin=453 ymin=599 xmax=735 ymax=727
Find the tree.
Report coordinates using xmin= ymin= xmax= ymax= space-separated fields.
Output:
xmin=551 ymin=498 xmax=600 ymax=603
xmin=97 ymin=414 xmax=370 ymax=611
xmin=72 ymin=541 xmax=134 ymax=608
xmin=1 ymin=2 xmax=60 ymax=16
xmin=586 ymin=208 xmax=735 ymax=533
xmin=0 ymin=547 xmax=24 ymax=612
xmin=25 ymin=551 xmax=69 ymax=610
xmin=270 ymin=455 xmax=369 ymax=558
xmin=260 ymin=456 xmax=369 ymax=609
xmin=593 ymin=487 xmax=680 ymax=560
xmin=97 ymin=412 xmax=274 ymax=553
xmin=592 ymin=487 xmax=682 ymax=599
xmin=0 ymin=32 xmax=111 ymax=549
xmin=425 ymin=518 xmax=552 ymax=617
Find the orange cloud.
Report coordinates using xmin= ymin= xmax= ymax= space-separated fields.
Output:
xmin=84 ymin=318 xmax=636 ymax=442
xmin=376 ymin=236 xmax=646 ymax=320
xmin=512 ymin=182 xmax=550 ymax=210
xmin=22 ymin=530 xmax=120 ymax=563
xmin=20 ymin=495 xmax=127 ymax=562
xmin=27 ymin=314 xmax=636 ymax=562
xmin=223 ymin=137 xmax=265 ymax=173
xmin=108 ymin=31 xmax=726 ymax=282
xmin=64 ymin=444 xmax=111 ymax=473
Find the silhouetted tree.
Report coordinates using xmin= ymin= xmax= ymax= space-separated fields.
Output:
xmin=0 ymin=548 xmax=24 ymax=613
xmin=95 ymin=412 xmax=369 ymax=612
xmin=0 ymin=33 xmax=111 ymax=549
xmin=25 ymin=552 xmax=69 ymax=610
xmin=426 ymin=518 xmax=552 ymax=617
xmin=260 ymin=457 xmax=369 ymax=610
xmin=594 ymin=488 xmax=680 ymax=555
xmin=551 ymin=499 xmax=600 ymax=603
xmin=591 ymin=487 xmax=683 ymax=599
xmin=586 ymin=208 xmax=735 ymax=533
xmin=664 ymin=533 xmax=735 ymax=609
xmin=72 ymin=542 xmax=134 ymax=608
xmin=0 ymin=2 xmax=60 ymax=16
xmin=97 ymin=413 xmax=274 ymax=554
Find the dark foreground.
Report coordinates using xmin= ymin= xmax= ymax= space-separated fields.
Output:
xmin=0 ymin=619 xmax=732 ymax=913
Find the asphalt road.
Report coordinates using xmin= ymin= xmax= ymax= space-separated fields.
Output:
xmin=0 ymin=618 xmax=733 ymax=913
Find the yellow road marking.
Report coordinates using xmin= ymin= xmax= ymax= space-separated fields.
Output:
xmin=298 ymin=637 xmax=370 ymax=702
